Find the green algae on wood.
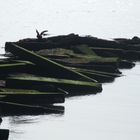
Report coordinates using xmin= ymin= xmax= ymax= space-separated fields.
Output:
xmin=0 ymin=88 xmax=65 ymax=104
xmin=0 ymin=60 xmax=34 ymax=79
xmin=5 ymin=43 xmax=95 ymax=82
xmin=42 ymin=46 xmax=120 ymax=73
xmin=62 ymin=62 xmax=120 ymax=73
xmin=6 ymin=75 xmax=102 ymax=95
xmin=0 ymin=88 xmax=64 ymax=94
xmin=36 ymin=46 xmax=120 ymax=66
xmin=71 ymin=67 xmax=122 ymax=77
xmin=75 ymin=69 xmax=115 ymax=83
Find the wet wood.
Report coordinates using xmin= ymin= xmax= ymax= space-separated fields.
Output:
xmin=0 ymin=88 xmax=65 ymax=104
xmin=5 ymin=43 xmax=95 ymax=82
xmin=0 ymin=129 xmax=9 ymax=140
xmin=0 ymin=101 xmax=64 ymax=116
xmin=5 ymin=74 xmax=102 ymax=95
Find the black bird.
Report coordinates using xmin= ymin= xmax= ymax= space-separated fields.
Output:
xmin=36 ymin=29 xmax=48 ymax=40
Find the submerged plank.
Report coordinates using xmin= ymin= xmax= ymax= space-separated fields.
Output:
xmin=0 ymin=101 xmax=64 ymax=116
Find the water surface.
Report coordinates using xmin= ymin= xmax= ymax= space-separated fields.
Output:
xmin=1 ymin=64 xmax=140 ymax=140
xmin=0 ymin=0 xmax=140 ymax=140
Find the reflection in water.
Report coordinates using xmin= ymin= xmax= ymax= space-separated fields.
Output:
xmin=1 ymin=64 xmax=140 ymax=140
xmin=3 ymin=114 xmax=64 ymax=140
xmin=0 ymin=102 xmax=64 ymax=139
xmin=8 ymin=116 xmax=41 ymax=125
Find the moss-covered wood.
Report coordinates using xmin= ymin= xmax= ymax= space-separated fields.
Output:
xmin=74 ymin=69 xmax=115 ymax=83
xmin=0 ymin=61 xmax=34 ymax=79
xmin=5 ymin=43 xmax=95 ymax=82
xmin=0 ymin=88 xmax=65 ymax=104
xmin=70 ymin=67 xmax=121 ymax=77
xmin=35 ymin=46 xmax=121 ymax=73
xmin=64 ymin=63 xmax=120 ymax=73
xmin=5 ymin=75 xmax=102 ymax=95
xmin=35 ymin=45 xmax=120 ymax=67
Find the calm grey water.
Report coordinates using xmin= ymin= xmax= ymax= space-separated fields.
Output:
xmin=0 ymin=0 xmax=140 ymax=140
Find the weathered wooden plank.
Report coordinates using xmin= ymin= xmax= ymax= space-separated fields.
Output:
xmin=91 ymin=47 xmax=140 ymax=60
xmin=6 ymin=75 xmax=102 ymax=95
xmin=70 ymin=67 xmax=122 ymax=77
xmin=0 ymin=61 xmax=33 ymax=76
xmin=0 ymin=88 xmax=65 ymax=104
xmin=75 ymin=69 xmax=115 ymax=83
xmin=5 ymin=43 xmax=95 ymax=82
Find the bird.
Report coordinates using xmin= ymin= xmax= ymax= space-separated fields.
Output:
xmin=36 ymin=29 xmax=49 ymax=40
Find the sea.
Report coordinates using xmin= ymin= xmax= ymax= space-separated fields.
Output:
xmin=0 ymin=0 xmax=140 ymax=140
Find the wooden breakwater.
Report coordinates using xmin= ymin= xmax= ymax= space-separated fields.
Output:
xmin=4 ymin=43 xmax=102 ymax=92
xmin=1 ymin=33 xmax=140 ymax=140
xmin=1 ymin=33 xmax=140 ymax=116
